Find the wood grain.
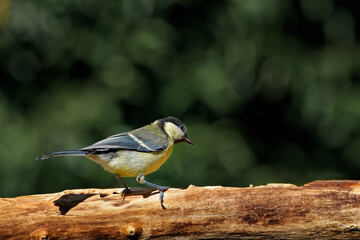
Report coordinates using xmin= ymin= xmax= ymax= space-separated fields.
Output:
xmin=1 ymin=180 xmax=360 ymax=239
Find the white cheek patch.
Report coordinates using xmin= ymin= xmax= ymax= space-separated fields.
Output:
xmin=164 ymin=122 xmax=184 ymax=140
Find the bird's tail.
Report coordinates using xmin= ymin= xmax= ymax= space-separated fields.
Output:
xmin=37 ymin=150 xmax=86 ymax=160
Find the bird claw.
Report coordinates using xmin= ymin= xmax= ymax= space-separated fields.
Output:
xmin=121 ymin=188 xmax=132 ymax=201
xmin=158 ymin=186 xmax=169 ymax=210
xmin=120 ymin=187 xmax=169 ymax=209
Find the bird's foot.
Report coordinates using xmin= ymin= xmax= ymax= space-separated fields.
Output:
xmin=158 ymin=186 xmax=170 ymax=210
xmin=121 ymin=188 xmax=132 ymax=201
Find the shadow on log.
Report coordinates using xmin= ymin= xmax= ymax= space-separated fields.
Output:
xmin=1 ymin=180 xmax=360 ymax=239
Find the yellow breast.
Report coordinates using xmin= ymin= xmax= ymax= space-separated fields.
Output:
xmin=85 ymin=145 xmax=174 ymax=178
xmin=144 ymin=145 xmax=173 ymax=175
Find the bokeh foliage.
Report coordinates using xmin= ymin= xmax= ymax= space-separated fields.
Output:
xmin=1 ymin=0 xmax=360 ymax=197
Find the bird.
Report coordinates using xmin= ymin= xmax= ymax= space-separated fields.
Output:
xmin=37 ymin=116 xmax=193 ymax=209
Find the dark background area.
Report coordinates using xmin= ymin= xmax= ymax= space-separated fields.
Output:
xmin=1 ymin=0 xmax=360 ymax=197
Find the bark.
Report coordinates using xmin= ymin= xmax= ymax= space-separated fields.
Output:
xmin=1 ymin=180 xmax=360 ymax=239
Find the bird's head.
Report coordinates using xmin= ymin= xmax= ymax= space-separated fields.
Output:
xmin=154 ymin=117 xmax=194 ymax=145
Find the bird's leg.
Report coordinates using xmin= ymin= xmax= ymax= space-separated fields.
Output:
xmin=116 ymin=175 xmax=131 ymax=200
xmin=136 ymin=173 xmax=170 ymax=210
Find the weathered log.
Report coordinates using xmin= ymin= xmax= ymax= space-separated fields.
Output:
xmin=1 ymin=180 xmax=360 ymax=239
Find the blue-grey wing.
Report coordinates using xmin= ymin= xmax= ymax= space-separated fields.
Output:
xmin=81 ymin=125 xmax=168 ymax=153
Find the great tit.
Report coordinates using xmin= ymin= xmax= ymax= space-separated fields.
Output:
xmin=37 ymin=116 xmax=193 ymax=209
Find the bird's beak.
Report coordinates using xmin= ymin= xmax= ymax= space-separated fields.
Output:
xmin=184 ymin=136 xmax=194 ymax=145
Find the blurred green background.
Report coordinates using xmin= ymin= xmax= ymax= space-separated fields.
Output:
xmin=1 ymin=0 xmax=360 ymax=197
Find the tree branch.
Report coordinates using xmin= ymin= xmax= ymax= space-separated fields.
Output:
xmin=1 ymin=180 xmax=360 ymax=239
